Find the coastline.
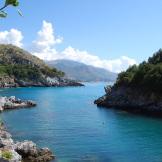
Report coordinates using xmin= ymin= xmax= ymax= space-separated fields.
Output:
xmin=0 ymin=96 xmax=55 ymax=162
xmin=0 ymin=76 xmax=84 ymax=88
xmin=94 ymin=86 xmax=162 ymax=117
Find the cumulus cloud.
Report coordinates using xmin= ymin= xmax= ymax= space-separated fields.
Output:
xmin=32 ymin=21 xmax=136 ymax=73
xmin=61 ymin=46 xmax=137 ymax=73
xmin=0 ymin=29 xmax=23 ymax=47
xmin=32 ymin=21 xmax=63 ymax=53
xmin=0 ymin=21 xmax=137 ymax=73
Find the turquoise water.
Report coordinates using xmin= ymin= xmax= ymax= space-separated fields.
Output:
xmin=1 ymin=83 xmax=162 ymax=162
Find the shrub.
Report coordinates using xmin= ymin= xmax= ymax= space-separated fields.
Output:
xmin=115 ymin=49 xmax=162 ymax=94
xmin=1 ymin=150 xmax=13 ymax=160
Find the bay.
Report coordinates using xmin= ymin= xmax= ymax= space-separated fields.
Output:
xmin=1 ymin=83 xmax=162 ymax=162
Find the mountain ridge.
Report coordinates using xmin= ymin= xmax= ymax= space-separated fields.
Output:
xmin=47 ymin=59 xmax=117 ymax=82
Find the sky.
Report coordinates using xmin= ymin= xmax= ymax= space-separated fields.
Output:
xmin=0 ymin=0 xmax=162 ymax=72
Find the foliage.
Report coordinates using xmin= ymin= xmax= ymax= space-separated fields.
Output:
xmin=0 ymin=65 xmax=65 ymax=81
xmin=40 ymin=66 xmax=65 ymax=78
xmin=0 ymin=0 xmax=20 ymax=18
xmin=0 ymin=44 xmax=65 ymax=81
xmin=1 ymin=150 xmax=13 ymax=160
xmin=115 ymin=49 xmax=162 ymax=93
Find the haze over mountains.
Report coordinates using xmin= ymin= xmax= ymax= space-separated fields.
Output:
xmin=47 ymin=59 xmax=117 ymax=82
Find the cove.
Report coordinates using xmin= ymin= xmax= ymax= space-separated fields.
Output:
xmin=1 ymin=83 xmax=162 ymax=162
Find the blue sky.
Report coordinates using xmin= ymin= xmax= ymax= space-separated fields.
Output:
xmin=0 ymin=0 xmax=162 ymax=72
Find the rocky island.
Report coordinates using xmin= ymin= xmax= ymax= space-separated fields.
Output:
xmin=95 ymin=49 xmax=162 ymax=117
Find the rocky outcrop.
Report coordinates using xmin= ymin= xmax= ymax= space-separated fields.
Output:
xmin=0 ymin=96 xmax=54 ymax=161
xmin=95 ymin=85 xmax=162 ymax=116
xmin=0 ymin=125 xmax=54 ymax=162
xmin=0 ymin=76 xmax=84 ymax=88
xmin=15 ymin=141 xmax=54 ymax=162
xmin=0 ymin=76 xmax=17 ymax=88
xmin=0 ymin=96 xmax=36 ymax=112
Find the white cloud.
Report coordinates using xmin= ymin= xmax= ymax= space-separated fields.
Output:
xmin=61 ymin=46 xmax=137 ymax=73
xmin=32 ymin=21 xmax=63 ymax=53
xmin=0 ymin=29 xmax=23 ymax=47
xmin=0 ymin=21 xmax=137 ymax=73
xmin=32 ymin=21 xmax=136 ymax=73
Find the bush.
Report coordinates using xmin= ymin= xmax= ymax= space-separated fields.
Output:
xmin=115 ymin=49 xmax=162 ymax=94
xmin=0 ymin=64 xmax=65 ymax=81
xmin=1 ymin=150 xmax=13 ymax=160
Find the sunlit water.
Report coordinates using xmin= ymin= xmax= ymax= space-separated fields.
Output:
xmin=1 ymin=83 xmax=162 ymax=162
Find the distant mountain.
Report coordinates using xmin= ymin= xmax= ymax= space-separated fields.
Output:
xmin=46 ymin=59 xmax=117 ymax=82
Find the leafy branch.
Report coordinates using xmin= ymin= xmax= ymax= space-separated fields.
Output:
xmin=0 ymin=0 xmax=20 ymax=18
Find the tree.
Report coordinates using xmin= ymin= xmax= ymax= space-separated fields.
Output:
xmin=0 ymin=0 xmax=20 ymax=18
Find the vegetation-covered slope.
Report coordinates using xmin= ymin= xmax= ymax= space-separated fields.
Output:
xmin=115 ymin=49 xmax=162 ymax=93
xmin=0 ymin=44 xmax=64 ymax=82
xmin=95 ymin=49 xmax=162 ymax=116
xmin=0 ymin=44 xmax=83 ymax=87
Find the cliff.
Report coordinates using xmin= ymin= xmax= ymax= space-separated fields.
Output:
xmin=95 ymin=49 xmax=162 ymax=116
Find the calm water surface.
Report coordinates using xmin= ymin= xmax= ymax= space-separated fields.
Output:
xmin=1 ymin=83 xmax=162 ymax=162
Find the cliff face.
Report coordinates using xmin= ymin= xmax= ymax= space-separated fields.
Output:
xmin=0 ymin=44 xmax=83 ymax=87
xmin=95 ymin=49 xmax=162 ymax=116
xmin=95 ymin=86 xmax=162 ymax=116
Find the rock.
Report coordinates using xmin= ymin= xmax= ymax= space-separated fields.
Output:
xmin=95 ymin=85 xmax=162 ymax=116
xmin=0 ymin=96 xmax=37 ymax=111
xmin=1 ymin=76 xmax=84 ymax=88
xmin=15 ymin=141 xmax=55 ymax=162
xmin=0 ymin=97 xmax=54 ymax=162
xmin=0 ymin=149 xmax=22 ymax=162
xmin=0 ymin=125 xmax=54 ymax=162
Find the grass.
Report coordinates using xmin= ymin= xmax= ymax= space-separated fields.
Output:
xmin=1 ymin=150 xmax=13 ymax=160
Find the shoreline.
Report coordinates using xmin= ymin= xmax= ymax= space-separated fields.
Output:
xmin=94 ymin=86 xmax=162 ymax=118
xmin=0 ymin=96 xmax=55 ymax=162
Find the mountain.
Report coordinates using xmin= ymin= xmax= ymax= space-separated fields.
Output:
xmin=46 ymin=59 xmax=117 ymax=82
xmin=0 ymin=44 xmax=83 ymax=87
xmin=95 ymin=49 xmax=162 ymax=117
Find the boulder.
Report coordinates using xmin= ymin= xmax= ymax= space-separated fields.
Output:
xmin=15 ymin=141 xmax=55 ymax=162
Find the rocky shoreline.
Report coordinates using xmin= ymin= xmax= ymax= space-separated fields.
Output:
xmin=0 ymin=76 xmax=84 ymax=88
xmin=0 ymin=96 xmax=36 ymax=112
xmin=0 ymin=96 xmax=55 ymax=162
xmin=94 ymin=85 xmax=162 ymax=117
xmin=0 ymin=124 xmax=54 ymax=162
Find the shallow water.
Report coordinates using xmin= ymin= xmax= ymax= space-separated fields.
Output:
xmin=1 ymin=83 xmax=162 ymax=162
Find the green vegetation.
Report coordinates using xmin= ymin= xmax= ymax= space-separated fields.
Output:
xmin=115 ymin=49 xmax=162 ymax=93
xmin=1 ymin=150 xmax=13 ymax=160
xmin=0 ymin=44 xmax=65 ymax=81
xmin=0 ymin=0 xmax=20 ymax=18
xmin=0 ymin=64 xmax=64 ymax=81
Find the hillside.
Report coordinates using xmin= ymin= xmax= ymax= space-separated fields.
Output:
xmin=0 ymin=44 xmax=83 ymax=87
xmin=47 ymin=59 xmax=117 ymax=82
xmin=115 ymin=49 xmax=162 ymax=93
xmin=95 ymin=49 xmax=162 ymax=116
